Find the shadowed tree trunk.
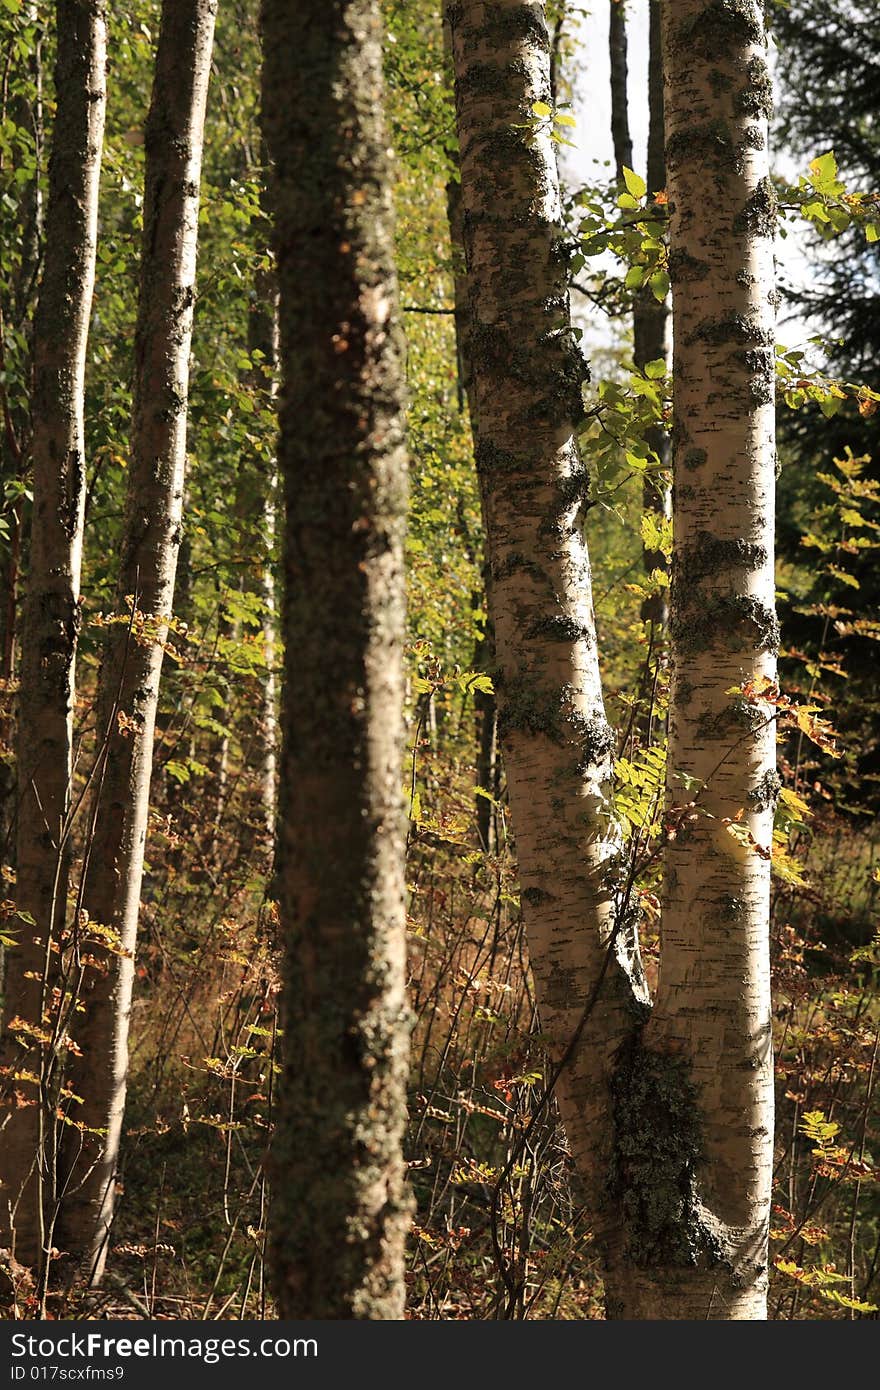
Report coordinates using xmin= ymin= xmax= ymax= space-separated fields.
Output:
xmin=58 ymin=0 xmax=217 ymax=1285
xmin=633 ymin=0 xmax=671 ymax=641
xmin=0 ymin=2 xmax=43 ymax=809
xmin=0 ymin=0 xmax=106 ymax=1276
xmin=261 ymin=0 xmax=412 ymax=1318
xmin=609 ymin=0 xmax=633 ymax=183
xmin=443 ymin=11 xmax=499 ymax=852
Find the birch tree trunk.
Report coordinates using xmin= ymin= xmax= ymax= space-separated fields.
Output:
xmin=261 ymin=0 xmax=412 ymax=1319
xmin=453 ymin=0 xmax=776 ymax=1319
xmin=58 ymin=0 xmax=216 ymax=1283
xmin=256 ymin=474 xmax=278 ymax=845
xmin=244 ymin=250 xmax=278 ymax=845
xmin=603 ymin=0 xmax=778 ymax=1318
xmin=0 ymin=0 xmax=106 ymax=1274
xmin=449 ymin=0 xmax=648 ymax=1222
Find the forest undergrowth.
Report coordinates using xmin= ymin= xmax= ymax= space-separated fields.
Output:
xmin=1 ymin=0 xmax=879 ymax=1324
xmin=4 ymin=604 xmax=875 ymax=1320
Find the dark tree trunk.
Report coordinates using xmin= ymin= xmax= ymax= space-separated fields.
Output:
xmin=261 ymin=0 xmax=412 ymax=1319
xmin=609 ymin=0 xmax=633 ymax=182
xmin=633 ymin=0 xmax=671 ymax=637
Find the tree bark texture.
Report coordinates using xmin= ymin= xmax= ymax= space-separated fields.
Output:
xmin=603 ymin=0 xmax=778 ymax=1318
xmin=58 ymin=0 xmax=216 ymax=1284
xmin=449 ymin=0 xmax=648 ymax=1226
xmin=261 ymin=0 xmax=412 ymax=1319
xmin=0 ymin=0 xmax=106 ymax=1273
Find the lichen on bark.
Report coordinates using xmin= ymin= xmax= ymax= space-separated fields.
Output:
xmin=610 ymin=1038 xmax=727 ymax=1268
xmin=261 ymin=0 xmax=412 ymax=1319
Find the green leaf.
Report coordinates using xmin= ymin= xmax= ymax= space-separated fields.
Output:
xmin=623 ymin=166 xmax=647 ymax=199
xmin=474 ymin=786 xmax=499 ymax=805
xmin=467 ymin=674 xmax=494 ymax=695
xmin=866 ymin=222 xmax=879 ymax=244
xmin=617 ymin=192 xmax=640 ymax=211
xmin=822 ymin=1290 xmax=878 ymax=1314
xmin=553 ymin=112 xmax=576 ymax=128
xmin=644 ymin=357 xmax=667 ymax=379
xmin=825 ymin=564 xmax=859 ymax=589
xmin=630 ymin=376 xmax=660 ymax=402
xmin=624 ymin=264 xmax=646 ymax=289
xmin=531 ymin=100 xmax=552 ymax=119
xmin=809 ymin=150 xmax=837 ymax=186
xmin=649 ymin=270 xmax=670 ymax=303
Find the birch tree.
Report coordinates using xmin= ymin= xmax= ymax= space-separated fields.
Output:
xmin=261 ymin=0 xmax=412 ymax=1319
xmin=628 ymin=0 xmax=778 ymax=1319
xmin=0 ymin=0 xmax=106 ymax=1274
xmin=247 ymin=267 xmax=279 ymax=845
xmin=450 ymin=0 xmax=777 ymax=1319
xmin=448 ymin=0 xmax=649 ymax=1227
xmin=58 ymin=0 xmax=217 ymax=1282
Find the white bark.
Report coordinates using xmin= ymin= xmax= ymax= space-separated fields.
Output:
xmin=58 ymin=0 xmax=217 ymax=1283
xmin=606 ymin=0 xmax=778 ymax=1318
xmin=449 ymin=0 xmax=648 ymax=1220
xmin=452 ymin=0 xmax=777 ymax=1320
xmin=0 ymin=0 xmax=106 ymax=1274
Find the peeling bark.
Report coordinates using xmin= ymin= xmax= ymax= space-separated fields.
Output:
xmin=261 ymin=0 xmax=412 ymax=1318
